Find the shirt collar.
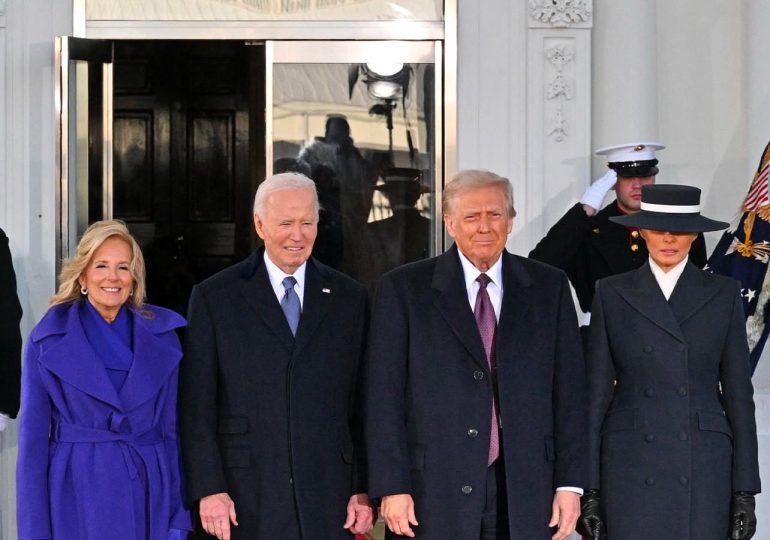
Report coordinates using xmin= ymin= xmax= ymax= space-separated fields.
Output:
xmin=263 ymin=251 xmax=307 ymax=292
xmin=648 ymin=256 xmax=688 ymax=285
xmin=457 ymin=249 xmax=504 ymax=290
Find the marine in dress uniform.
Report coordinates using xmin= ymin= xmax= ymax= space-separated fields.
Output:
xmin=529 ymin=143 xmax=707 ymax=317
xmin=578 ymin=185 xmax=760 ymax=540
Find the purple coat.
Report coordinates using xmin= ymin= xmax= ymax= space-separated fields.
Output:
xmin=16 ymin=301 xmax=191 ymax=540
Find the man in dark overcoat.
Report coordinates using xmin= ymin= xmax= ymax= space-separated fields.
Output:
xmin=366 ymin=170 xmax=586 ymax=540
xmin=529 ymin=142 xmax=707 ymax=318
xmin=179 ymin=172 xmax=374 ymax=539
xmin=580 ymin=184 xmax=761 ymax=540
xmin=0 ymin=227 xmax=22 ymax=430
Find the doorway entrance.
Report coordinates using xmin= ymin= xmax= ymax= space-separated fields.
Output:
xmin=106 ymin=40 xmax=263 ymax=314
xmin=57 ymin=37 xmax=443 ymax=315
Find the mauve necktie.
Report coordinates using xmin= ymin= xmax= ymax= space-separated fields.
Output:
xmin=281 ymin=276 xmax=301 ymax=335
xmin=474 ymin=273 xmax=499 ymax=465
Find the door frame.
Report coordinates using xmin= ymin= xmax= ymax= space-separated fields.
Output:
xmin=61 ymin=0 xmax=457 ymax=255
xmin=54 ymin=36 xmax=114 ymax=270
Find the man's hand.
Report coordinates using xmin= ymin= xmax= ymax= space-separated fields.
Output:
xmin=549 ymin=491 xmax=580 ymax=540
xmin=580 ymin=169 xmax=618 ymax=214
xmin=381 ymin=493 xmax=418 ymax=537
xmin=343 ymin=492 xmax=375 ymax=534
xmin=199 ymin=492 xmax=238 ymax=540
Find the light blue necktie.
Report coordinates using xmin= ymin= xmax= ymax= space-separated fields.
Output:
xmin=281 ymin=276 xmax=301 ymax=335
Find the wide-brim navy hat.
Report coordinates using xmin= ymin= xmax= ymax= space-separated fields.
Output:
xmin=609 ymin=184 xmax=729 ymax=233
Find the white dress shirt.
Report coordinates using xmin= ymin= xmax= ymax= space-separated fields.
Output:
xmin=648 ymin=256 xmax=688 ymax=300
xmin=264 ymin=252 xmax=307 ymax=307
xmin=456 ymin=249 xmax=583 ymax=496
xmin=457 ymin=250 xmax=503 ymax=319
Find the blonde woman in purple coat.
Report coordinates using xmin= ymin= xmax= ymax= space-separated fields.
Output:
xmin=16 ymin=220 xmax=191 ymax=540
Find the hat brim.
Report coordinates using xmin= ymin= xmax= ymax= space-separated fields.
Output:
xmin=609 ymin=211 xmax=729 ymax=233
xmin=614 ymin=165 xmax=659 ymax=178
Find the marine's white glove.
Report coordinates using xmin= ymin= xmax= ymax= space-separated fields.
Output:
xmin=0 ymin=413 xmax=10 ymax=432
xmin=580 ymin=169 xmax=618 ymax=212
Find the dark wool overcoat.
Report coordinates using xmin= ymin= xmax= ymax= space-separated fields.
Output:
xmin=366 ymin=246 xmax=586 ymax=540
xmin=179 ymin=249 xmax=368 ymax=540
xmin=587 ymin=262 xmax=761 ymax=539
xmin=0 ymin=228 xmax=22 ymax=417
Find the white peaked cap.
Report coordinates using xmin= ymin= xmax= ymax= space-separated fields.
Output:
xmin=595 ymin=142 xmax=665 ymax=163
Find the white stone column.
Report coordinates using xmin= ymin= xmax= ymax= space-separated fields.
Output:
xmin=591 ymin=0 xmax=657 ymax=175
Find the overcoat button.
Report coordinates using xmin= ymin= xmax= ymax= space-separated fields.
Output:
xmin=631 ymin=230 xmax=640 ymax=238
xmin=678 ymin=387 xmax=688 ymax=397
xmin=461 ymin=485 xmax=473 ymax=495
xmin=473 ymin=370 xmax=484 ymax=381
xmin=679 ymin=476 xmax=689 ymax=485
xmin=645 ymin=434 xmax=655 ymax=443
xmin=467 ymin=429 xmax=479 ymax=438
xmin=645 ymin=477 xmax=655 ymax=486
xmin=643 ymin=345 xmax=653 ymax=353
xmin=631 ymin=244 xmax=639 ymax=252
xmin=644 ymin=387 xmax=655 ymax=398
xmin=679 ymin=431 xmax=688 ymax=441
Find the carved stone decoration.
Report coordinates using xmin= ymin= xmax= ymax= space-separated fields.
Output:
xmin=530 ymin=0 xmax=592 ymax=28
xmin=545 ymin=44 xmax=574 ymax=142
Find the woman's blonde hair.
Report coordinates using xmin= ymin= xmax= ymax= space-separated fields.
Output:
xmin=50 ymin=220 xmax=147 ymax=310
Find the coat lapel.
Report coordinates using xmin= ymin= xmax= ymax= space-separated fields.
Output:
xmin=668 ymin=262 xmax=720 ymax=325
xmin=36 ymin=302 xmax=123 ymax=409
xmin=614 ymin=264 xmax=686 ymax=343
xmin=496 ymin=252 xmax=532 ymax=361
xmin=238 ymin=251 xmax=295 ymax=352
xmin=431 ymin=245 xmax=489 ymax=371
xmin=119 ymin=311 xmax=183 ymax=412
xmin=293 ymin=259 xmax=333 ymax=356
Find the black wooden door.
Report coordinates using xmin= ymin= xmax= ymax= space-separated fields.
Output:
xmin=108 ymin=40 xmax=264 ymax=315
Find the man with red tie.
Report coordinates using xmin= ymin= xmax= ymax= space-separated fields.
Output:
xmin=365 ymin=170 xmax=586 ymax=539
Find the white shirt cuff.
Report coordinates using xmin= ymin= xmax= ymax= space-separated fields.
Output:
xmin=556 ymin=486 xmax=584 ymax=496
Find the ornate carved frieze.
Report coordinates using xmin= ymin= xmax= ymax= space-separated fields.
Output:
xmin=545 ymin=44 xmax=574 ymax=141
xmin=529 ymin=0 xmax=592 ymax=29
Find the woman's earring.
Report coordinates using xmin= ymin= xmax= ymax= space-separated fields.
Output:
xmin=81 ymin=287 xmax=88 ymax=295
xmin=129 ymin=289 xmax=134 ymax=297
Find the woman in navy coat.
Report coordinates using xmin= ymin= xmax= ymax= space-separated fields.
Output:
xmin=579 ymin=185 xmax=761 ymax=540
xmin=16 ymin=220 xmax=191 ymax=540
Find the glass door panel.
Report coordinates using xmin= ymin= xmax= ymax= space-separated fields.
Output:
xmin=268 ymin=40 xmax=441 ymax=292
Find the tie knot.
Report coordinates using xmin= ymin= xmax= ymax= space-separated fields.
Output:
xmin=282 ymin=276 xmax=297 ymax=291
xmin=476 ymin=273 xmax=492 ymax=289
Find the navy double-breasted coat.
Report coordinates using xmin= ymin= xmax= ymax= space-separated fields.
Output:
xmin=179 ymin=250 xmax=368 ymax=539
xmin=587 ymin=262 xmax=761 ymax=539
xmin=365 ymin=246 xmax=586 ymax=539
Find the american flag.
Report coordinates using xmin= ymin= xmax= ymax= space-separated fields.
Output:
xmin=706 ymin=141 xmax=770 ymax=373
xmin=742 ymin=157 xmax=770 ymax=211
